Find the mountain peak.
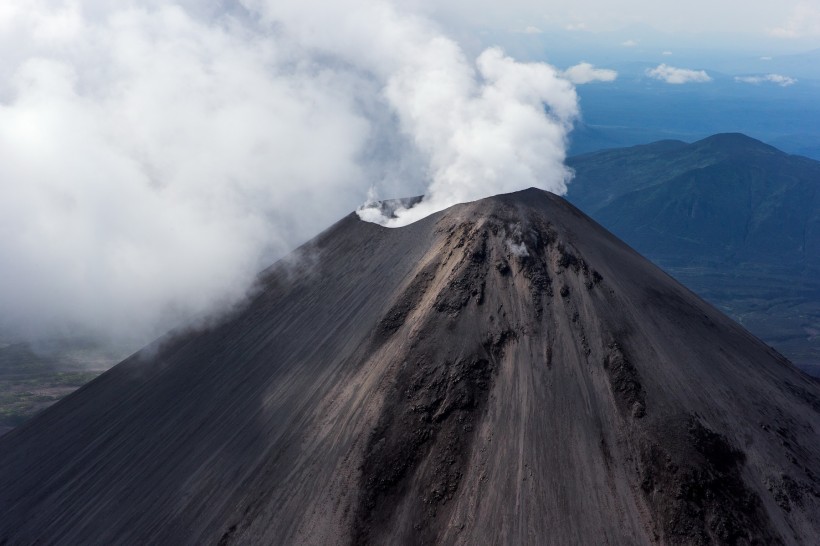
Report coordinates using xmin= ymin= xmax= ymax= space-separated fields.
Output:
xmin=692 ymin=132 xmax=781 ymax=155
xmin=1 ymin=189 xmax=819 ymax=544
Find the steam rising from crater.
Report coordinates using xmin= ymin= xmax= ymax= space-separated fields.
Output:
xmin=0 ymin=0 xmax=581 ymax=345
xmin=247 ymin=0 xmax=581 ymax=228
xmin=354 ymin=45 xmax=579 ymax=227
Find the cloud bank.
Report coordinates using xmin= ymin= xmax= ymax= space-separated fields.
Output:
xmin=735 ymin=74 xmax=797 ymax=86
xmin=1 ymin=2 xmax=382 ymax=344
xmin=646 ymin=64 xmax=712 ymax=84
xmin=0 ymin=0 xmax=582 ymax=344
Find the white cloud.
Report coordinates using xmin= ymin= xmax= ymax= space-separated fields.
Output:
xmin=0 ymin=2 xmax=379 ymax=342
xmin=0 ymin=0 xmax=583 ymax=343
xmin=760 ymin=56 xmax=773 ymax=60
xmin=646 ymin=63 xmax=712 ymax=84
xmin=735 ymin=73 xmax=797 ymax=86
xmin=565 ymin=22 xmax=587 ymax=31
xmin=561 ymin=62 xmax=617 ymax=84
xmin=522 ymin=25 xmax=542 ymax=34
xmin=621 ymin=39 xmax=638 ymax=47
xmin=662 ymin=50 xmax=673 ymax=56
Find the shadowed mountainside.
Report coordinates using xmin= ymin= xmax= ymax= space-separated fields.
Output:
xmin=1 ymin=189 xmax=819 ymax=545
xmin=567 ymin=134 xmax=820 ymax=375
xmin=569 ymin=133 xmax=820 ymax=270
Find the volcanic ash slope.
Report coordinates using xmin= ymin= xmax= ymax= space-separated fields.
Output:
xmin=1 ymin=188 xmax=819 ymax=545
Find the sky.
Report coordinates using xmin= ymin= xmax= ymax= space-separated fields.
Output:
xmin=417 ymin=0 xmax=820 ymax=38
xmin=0 ymin=0 xmax=817 ymax=348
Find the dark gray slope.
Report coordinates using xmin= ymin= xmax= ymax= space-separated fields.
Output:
xmin=1 ymin=189 xmax=819 ymax=545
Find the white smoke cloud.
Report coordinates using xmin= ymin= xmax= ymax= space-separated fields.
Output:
xmin=561 ymin=62 xmax=617 ymax=84
xmin=0 ymin=2 xmax=378 ymax=344
xmin=646 ymin=63 xmax=712 ymax=84
xmin=735 ymin=74 xmax=797 ymax=87
xmin=0 ymin=0 xmax=582 ymax=345
xmin=356 ymin=46 xmax=578 ymax=227
xmin=507 ymin=241 xmax=529 ymax=258
xmin=244 ymin=0 xmax=583 ymax=228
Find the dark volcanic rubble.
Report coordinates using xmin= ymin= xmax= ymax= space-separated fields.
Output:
xmin=1 ymin=188 xmax=819 ymax=545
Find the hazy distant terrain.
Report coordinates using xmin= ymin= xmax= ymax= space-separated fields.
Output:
xmin=0 ymin=341 xmax=119 ymax=435
xmin=567 ymin=50 xmax=820 ymax=160
xmin=567 ymin=134 xmax=820 ymax=375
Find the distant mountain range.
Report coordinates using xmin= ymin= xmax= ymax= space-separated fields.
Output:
xmin=0 ymin=340 xmax=115 ymax=436
xmin=569 ymin=70 xmax=820 ymax=161
xmin=567 ymin=133 xmax=820 ymax=375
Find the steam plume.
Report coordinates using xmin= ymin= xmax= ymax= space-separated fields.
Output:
xmin=247 ymin=0 xmax=581 ymax=228
xmin=358 ymin=46 xmax=579 ymax=227
xmin=0 ymin=0 xmax=581 ymax=345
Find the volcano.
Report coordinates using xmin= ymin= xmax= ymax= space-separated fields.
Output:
xmin=1 ymin=189 xmax=819 ymax=545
